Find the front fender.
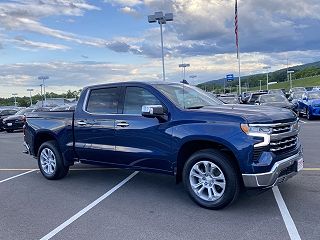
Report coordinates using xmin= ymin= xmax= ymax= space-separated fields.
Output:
xmin=172 ymin=121 xmax=256 ymax=173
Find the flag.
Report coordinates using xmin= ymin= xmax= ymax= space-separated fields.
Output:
xmin=235 ymin=0 xmax=239 ymax=58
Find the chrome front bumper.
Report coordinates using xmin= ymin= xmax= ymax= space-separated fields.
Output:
xmin=242 ymin=150 xmax=303 ymax=188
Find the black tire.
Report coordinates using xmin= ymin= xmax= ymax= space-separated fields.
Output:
xmin=37 ymin=140 xmax=69 ymax=180
xmin=6 ymin=130 xmax=14 ymax=133
xmin=183 ymin=149 xmax=240 ymax=210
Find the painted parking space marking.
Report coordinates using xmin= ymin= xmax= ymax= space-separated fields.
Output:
xmin=0 ymin=168 xmax=119 ymax=171
xmin=40 ymin=171 xmax=139 ymax=240
xmin=0 ymin=169 xmax=36 ymax=183
xmin=273 ymin=186 xmax=301 ymax=240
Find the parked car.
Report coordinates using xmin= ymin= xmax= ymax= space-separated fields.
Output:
xmin=255 ymin=94 xmax=294 ymax=110
xmin=218 ymin=96 xmax=240 ymax=104
xmin=24 ymin=82 xmax=303 ymax=210
xmin=305 ymin=86 xmax=314 ymax=91
xmin=50 ymin=104 xmax=77 ymax=111
xmin=246 ymin=92 xmax=267 ymax=105
xmin=289 ymin=87 xmax=306 ymax=94
xmin=297 ymin=91 xmax=320 ymax=120
xmin=288 ymin=92 xmax=305 ymax=113
xmin=312 ymin=86 xmax=320 ymax=91
xmin=268 ymin=89 xmax=285 ymax=96
xmin=3 ymin=107 xmax=51 ymax=132
xmin=0 ymin=108 xmax=19 ymax=131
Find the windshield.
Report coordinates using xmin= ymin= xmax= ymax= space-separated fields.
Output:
xmin=15 ymin=108 xmax=34 ymax=115
xmin=260 ymin=94 xmax=288 ymax=103
xmin=269 ymin=89 xmax=283 ymax=94
xmin=154 ymin=84 xmax=223 ymax=109
xmin=308 ymin=92 xmax=320 ymax=100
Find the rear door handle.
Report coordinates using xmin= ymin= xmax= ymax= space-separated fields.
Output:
xmin=116 ymin=121 xmax=129 ymax=128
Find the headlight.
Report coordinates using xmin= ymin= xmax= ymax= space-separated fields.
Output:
xmin=241 ymin=124 xmax=271 ymax=147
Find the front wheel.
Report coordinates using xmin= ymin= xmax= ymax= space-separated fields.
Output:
xmin=38 ymin=140 xmax=69 ymax=180
xmin=306 ymin=108 xmax=313 ymax=120
xmin=183 ymin=149 xmax=240 ymax=210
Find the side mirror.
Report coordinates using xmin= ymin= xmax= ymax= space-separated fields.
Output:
xmin=142 ymin=105 xmax=165 ymax=118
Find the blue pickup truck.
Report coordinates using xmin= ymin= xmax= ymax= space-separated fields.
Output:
xmin=24 ymin=82 xmax=303 ymax=209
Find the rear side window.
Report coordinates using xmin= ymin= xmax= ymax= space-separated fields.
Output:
xmin=86 ymin=88 xmax=118 ymax=114
xmin=123 ymin=87 xmax=161 ymax=114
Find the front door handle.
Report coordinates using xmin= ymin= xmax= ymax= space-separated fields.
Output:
xmin=116 ymin=121 xmax=129 ymax=128
xmin=77 ymin=120 xmax=87 ymax=126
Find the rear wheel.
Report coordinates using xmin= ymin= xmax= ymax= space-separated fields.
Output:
xmin=183 ymin=149 xmax=240 ymax=209
xmin=38 ymin=140 xmax=69 ymax=180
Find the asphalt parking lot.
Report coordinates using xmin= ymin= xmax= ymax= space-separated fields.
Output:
xmin=0 ymin=119 xmax=319 ymax=240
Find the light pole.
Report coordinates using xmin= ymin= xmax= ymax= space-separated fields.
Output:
xmin=12 ymin=93 xmax=18 ymax=107
xmin=148 ymin=11 xmax=173 ymax=81
xmin=259 ymin=80 xmax=263 ymax=91
xmin=38 ymin=76 xmax=49 ymax=105
xmin=179 ymin=63 xmax=190 ymax=81
xmin=263 ymin=66 xmax=271 ymax=90
xmin=27 ymin=89 xmax=34 ymax=106
xmin=287 ymin=70 xmax=294 ymax=89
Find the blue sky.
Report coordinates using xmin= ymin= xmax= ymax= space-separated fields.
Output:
xmin=0 ymin=0 xmax=320 ymax=97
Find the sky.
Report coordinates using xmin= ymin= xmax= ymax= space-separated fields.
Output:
xmin=0 ymin=0 xmax=320 ymax=97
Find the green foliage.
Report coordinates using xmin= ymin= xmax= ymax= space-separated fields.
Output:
xmin=0 ymin=90 xmax=82 ymax=107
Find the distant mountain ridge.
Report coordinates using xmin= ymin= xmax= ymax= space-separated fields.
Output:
xmin=198 ymin=61 xmax=320 ymax=88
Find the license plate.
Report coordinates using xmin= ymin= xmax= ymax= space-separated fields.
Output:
xmin=7 ymin=123 xmax=12 ymax=126
xmin=297 ymin=158 xmax=304 ymax=172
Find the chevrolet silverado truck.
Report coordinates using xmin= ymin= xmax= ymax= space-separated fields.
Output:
xmin=23 ymin=82 xmax=303 ymax=209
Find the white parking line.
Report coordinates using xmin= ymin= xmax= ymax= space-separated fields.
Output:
xmin=0 ymin=169 xmax=36 ymax=183
xmin=40 ymin=171 xmax=139 ymax=240
xmin=272 ymin=186 xmax=301 ymax=240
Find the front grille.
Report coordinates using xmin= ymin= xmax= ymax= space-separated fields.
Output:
xmin=272 ymin=125 xmax=291 ymax=134
xmin=270 ymin=135 xmax=298 ymax=154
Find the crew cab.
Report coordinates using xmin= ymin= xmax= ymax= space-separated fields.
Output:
xmin=24 ymin=82 xmax=303 ymax=209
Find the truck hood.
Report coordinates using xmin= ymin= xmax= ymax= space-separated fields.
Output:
xmin=3 ymin=115 xmax=23 ymax=121
xmin=192 ymin=104 xmax=296 ymax=124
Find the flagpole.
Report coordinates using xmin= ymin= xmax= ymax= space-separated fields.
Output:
xmin=236 ymin=0 xmax=241 ymax=95
xmin=238 ymin=43 xmax=241 ymax=95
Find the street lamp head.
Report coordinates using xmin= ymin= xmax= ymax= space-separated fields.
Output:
xmin=164 ymin=13 xmax=173 ymax=21
xmin=154 ymin=11 xmax=163 ymax=20
xmin=38 ymin=76 xmax=49 ymax=80
xmin=27 ymin=88 xmax=34 ymax=92
xmin=12 ymin=93 xmax=18 ymax=96
xmin=148 ymin=15 xmax=156 ymax=23
xmin=179 ymin=63 xmax=190 ymax=68
xmin=287 ymin=70 xmax=295 ymax=74
xmin=189 ymin=75 xmax=197 ymax=79
xmin=263 ymin=66 xmax=271 ymax=70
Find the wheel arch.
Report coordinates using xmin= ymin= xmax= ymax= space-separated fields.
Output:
xmin=175 ymin=139 xmax=242 ymax=185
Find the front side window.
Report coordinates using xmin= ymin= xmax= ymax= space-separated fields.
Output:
xmin=86 ymin=88 xmax=118 ymax=114
xmin=154 ymin=84 xmax=222 ymax=109
xmin=123 ymin=87 xmax=161 ymax=114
